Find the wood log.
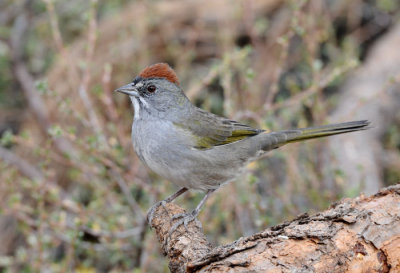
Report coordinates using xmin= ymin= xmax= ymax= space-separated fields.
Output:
xmin=149 ymin=184 xmax=400 ymax=272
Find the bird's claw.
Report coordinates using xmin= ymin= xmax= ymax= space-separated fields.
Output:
xmin=171 ymin=212 xmax=198 ymax=232
xmin=164 ymin=211 xmax=201 ymax=248
xmin=146 ymin=200 xmax=170 ymax=227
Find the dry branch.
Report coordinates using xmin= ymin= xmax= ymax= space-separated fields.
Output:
xmin=149 ymin=184 xmax=400 ymax=273
xmin=10 ymin=12 xmax=77 ymax=158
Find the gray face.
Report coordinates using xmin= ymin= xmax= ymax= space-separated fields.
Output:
xmin=116 ymin=77 xmax=191 ymax=120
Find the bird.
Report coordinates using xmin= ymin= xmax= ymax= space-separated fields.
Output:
xmin=115 ymin=63 xmax=370 ymax=232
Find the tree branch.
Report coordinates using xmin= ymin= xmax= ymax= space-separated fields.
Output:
xmin=10 ymin=11 xmax=77 ymax=159
xmin=149 ymin=184 xmax=400 ymax=273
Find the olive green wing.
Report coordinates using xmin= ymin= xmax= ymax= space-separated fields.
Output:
xmin=175 ymin=108 xmax=264 ymax=150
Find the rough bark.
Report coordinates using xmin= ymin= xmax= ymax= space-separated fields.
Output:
xmin=149 ymin=184 xmax=400 ymax=273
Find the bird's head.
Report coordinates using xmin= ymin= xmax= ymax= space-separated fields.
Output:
xmin=115 ymin=63 xmax=190 ymax=119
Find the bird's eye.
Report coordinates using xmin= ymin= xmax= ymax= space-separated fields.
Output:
xmin=147 ymin=85 xmax=156 ymax=93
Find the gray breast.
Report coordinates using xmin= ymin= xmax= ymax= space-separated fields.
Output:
xmin=131 ymin=118 xmax=264 ymax=191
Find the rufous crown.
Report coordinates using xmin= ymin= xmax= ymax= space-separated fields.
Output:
xmin=139 ymin=63 xmax=179 ymax=85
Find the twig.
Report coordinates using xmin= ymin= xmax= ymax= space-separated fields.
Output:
xmin=233 ymin=110 xmax=263 ymax=127
xmin=111 ymin=170 xmax=145 ymax=223
xmin=101 ymin=64 xmax=118 ymax=122
xmin=64 ymin=222 xmax=142 ymax=239
xmin=0 ymin=1 xmax=22 ymax=25
xmin=266 ymin=60 xmax=358 ymax=113
xmin=186 ymin=66 xmax=220 ymax=99
xmin=0 ymin=146 xmax=44 ymax=181
xmin=42 ymin=0 xmax=65 ymax=52
xmin=263 ymin=33 xmax=292 ymax=109
xmin=10 ymin=12 xmax=77 ymax=158
xmin=77 ymin=0 xmax=108 ymax=147
xmin=100 ymin=64 xmax=129 ymax=147
xmin=111 ymin=169 xmax=148 ymax=266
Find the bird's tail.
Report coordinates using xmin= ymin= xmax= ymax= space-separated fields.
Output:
xmin=262 ymin=120 xmax=370 ymax=151
xmin=285 ymin=120 xmax=370 ymax=143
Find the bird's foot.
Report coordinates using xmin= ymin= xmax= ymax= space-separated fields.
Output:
xmin=146 ymin=200 xmax=170 ymax=227
xmin=147 ymin=187 xmax=189 ymax=227
xmin=164 ymin=211 xmax=201 ymax=248
xmin=171 ymin=211 xmax=201 ymax=231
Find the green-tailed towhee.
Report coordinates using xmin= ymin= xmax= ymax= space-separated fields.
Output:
xmin=115 ymin=63 xmax=370 ymax=230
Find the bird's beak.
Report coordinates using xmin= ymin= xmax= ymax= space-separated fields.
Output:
xmin=114 ymin=84 xmax=139 ymax=97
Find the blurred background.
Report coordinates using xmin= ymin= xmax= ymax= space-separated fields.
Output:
xmin=1 ymin=0 xmax=400 ymax=272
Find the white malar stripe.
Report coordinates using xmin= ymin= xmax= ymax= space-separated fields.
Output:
xmin=138 ymin=97 xmax=149 ymax=109
xmin=131 ymin=97 xmax=140 ymax=120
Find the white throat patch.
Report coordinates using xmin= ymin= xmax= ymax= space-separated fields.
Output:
xmin=130 ymin=96 xmax=149 ymax=121
xmin=130 ymin=97 xmax=140 ymax=120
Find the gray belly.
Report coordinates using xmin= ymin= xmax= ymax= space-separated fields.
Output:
xmin=135 ymin=141 xmax=242 ymax=190
xmin=131 ymin=120 xmax=248 ymax=191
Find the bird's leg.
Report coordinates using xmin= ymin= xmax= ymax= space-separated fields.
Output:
xmin=147 ymin=187 xmax=188 ymax=225
xmin=190 ymin=189 xmax=216 ymax=219
xmin=167 ymin=189 xmax=216 ymax=242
